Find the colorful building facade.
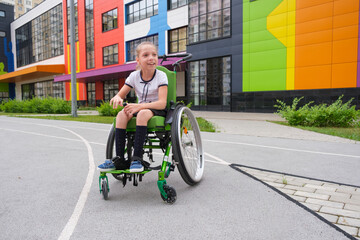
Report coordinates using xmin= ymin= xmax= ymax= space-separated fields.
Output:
xmin=1 ymin=0 xmax=360 ymax=112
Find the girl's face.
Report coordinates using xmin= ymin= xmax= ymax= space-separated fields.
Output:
xmin=136 ymin=44 xmax=158 ymax=72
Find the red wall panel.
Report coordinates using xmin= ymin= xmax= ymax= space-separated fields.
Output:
xmin=93 ymin=0 xmax=125 ymax=69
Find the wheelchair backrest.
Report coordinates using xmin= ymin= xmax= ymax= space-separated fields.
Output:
xmin=156 ymin=66 xmax=176 ymax=109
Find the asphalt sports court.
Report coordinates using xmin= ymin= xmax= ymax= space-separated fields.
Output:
xmin=0 ymin=116 xmax=359 ymax=239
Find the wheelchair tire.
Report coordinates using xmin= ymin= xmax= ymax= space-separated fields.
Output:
xmin=171 ymin=105 xmax=204 ymax=186
xmin=101 ymin=179 xmax=109 ymax=200
xmin=160 ymin=185 xmax=177 ymax=204
xmin=105 ymin=125 xmax=126 ymax=181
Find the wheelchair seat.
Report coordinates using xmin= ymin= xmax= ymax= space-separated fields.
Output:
xmin=125 ymin=116 xmax=166 ymax=131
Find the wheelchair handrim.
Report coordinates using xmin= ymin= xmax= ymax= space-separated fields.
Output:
xmin=176 ymin=106 xmax=204 ymax=182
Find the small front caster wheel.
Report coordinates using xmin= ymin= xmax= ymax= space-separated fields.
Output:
xmin=160 ymin=185 xmax=177 ymax=204
xmin=101 ymin=179 xmax=109 ymax=200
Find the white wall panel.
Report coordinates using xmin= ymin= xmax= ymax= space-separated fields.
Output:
xmin=167 ymin=6 xmax=188 ymax=29
xmin=124 ymin=19 xmax=151 ymax=42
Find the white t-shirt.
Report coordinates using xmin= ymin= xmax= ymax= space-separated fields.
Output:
xmin=125 ymin=69 xmax=168 ymax=104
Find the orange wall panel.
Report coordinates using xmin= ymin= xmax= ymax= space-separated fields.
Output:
xmin=333 ymin=12 xmax=359 ymax=28
xmin=296 ymin=30 xmax=332 ymax=46
xmin=295 ymin=65 xmax=332 ymax=89
xmin=296 ymin=17 xmax=332 ymax=35
xmin=334 ymin=0 xmax=359 ymax=15
xmin=294 ymin=0 xmax=360 ymax=90
xmin=296 ymin=2 xmax=333 ymax=23
xmin=332 ymin=62 xmax=357 ymax=88
xmin=297 ymin=0 xmax=332 ymax=10
xmin=333 ymin=25 xmax=359 ymax=41
xmin=295 ymin=42 xmax=333 ymax=67
xmin=332 ymin=38 xmax=358 ymax=64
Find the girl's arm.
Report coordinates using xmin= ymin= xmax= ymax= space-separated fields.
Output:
xmin=110 ymin=85 xmax=132 ymax=109
xmin=124 ymin=86 xmax=168 ymax=115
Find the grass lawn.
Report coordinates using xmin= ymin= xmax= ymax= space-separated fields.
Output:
xmin=272 ymin=121 xmax=360 ymax=141
xmin=2 ymin=113 xmax=216 ymax=132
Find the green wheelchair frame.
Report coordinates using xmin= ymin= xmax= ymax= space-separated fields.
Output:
xmin=99 ymin=54 xmax=204 ymax=204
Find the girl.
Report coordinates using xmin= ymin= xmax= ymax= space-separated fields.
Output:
xmin=98 ymin=42 xmax=168 ymax=173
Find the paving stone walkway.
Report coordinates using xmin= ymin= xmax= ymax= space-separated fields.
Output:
xmin=234 ymin=165 xmax=360 ymax=239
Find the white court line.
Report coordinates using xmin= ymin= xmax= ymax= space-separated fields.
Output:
xmin=0 ymin=128 xmax=80 ymax=142
xmin=0 ymin=127 xmax=107 ymax=148
xmin=204 ymin=139 xmax=360 ymax=159
xmin=49 ymin=125 xmax=95 ymax=240
xmin=204 ymin=152 xmax=230 ymax=165
xmin=0 ymin=123 xmax=95 ymax=240
xmin=2 ymin=125 xmax=358 ymax=160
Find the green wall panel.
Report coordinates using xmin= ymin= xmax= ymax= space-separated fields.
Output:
xmin=243 ymin=0 xmax=287 ymax=92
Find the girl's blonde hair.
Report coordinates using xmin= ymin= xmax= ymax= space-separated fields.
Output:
xmin=135 ymin=42 xmax=158 ymax=70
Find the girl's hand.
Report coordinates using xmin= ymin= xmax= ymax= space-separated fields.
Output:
xmin=124 ymin=103 xmax=143 ymax=116
xmin=110 ymin=95 xmax=123 ymax=109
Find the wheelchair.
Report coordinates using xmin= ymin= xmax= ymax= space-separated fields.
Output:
xmin=99 ymin=54 xmax=204 ymax=204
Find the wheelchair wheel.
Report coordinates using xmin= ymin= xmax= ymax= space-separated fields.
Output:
xmin=106 ymin=126 xmax=133 ymax=181
xmin=171 ymin=105 xmax=204 ymax=185
xmin=101 ymin=178 xmax=109 ymax=200
xmin=160 ymin=184 xmax=177 ymax=204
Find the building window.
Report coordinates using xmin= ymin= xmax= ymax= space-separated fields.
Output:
xmin=67 ymin=0 xmax=79 ymax=43
xmin=0 ymin=11 xmax=5 ymax=17
xmin=15 ymin=4 xmax=63 ymax=68
xmin=189 ymin=56 xmax=231 ymax=107
xmin=22 ymin=81 xmax=64 ymax=100
xmin=21 ymin=84 xmax=35 ymax=100
xmin=103 ymin=44 xmax=118 ymax=66
xmin=0 ymin=31 xmax=5 ymax=37
xmin=102 ymin=8 xmax=118 ymax=32
xmin=168 ymin=0 xmax=187 ymax=10
xmin=126 ymin=34 xmax=158 ymax=61
xmin=87 ymin=83 xmax=96 ymax=106
xmin=53 ymin=82 xmax=65 ymax=99
xmin=18 ymin=0 xmax=22 ymax=4
xmin=168 ymin=26 xmax=187 ymax=53
xmin=26 ymin=1 xmax=31 ymax=5
xmin=0 ymin=91 xmax=9 ymax=102
xmin=188 ymin=0 xmax=231 ymax=44
xmin=18 ymin=6 xmax=23 ymax=11
xmin=34 ymin=81 xmax=52 ymax=98
xmin=126 ymin=0 xmax=158 ymax=24
xmin=85 ymin=0 xmax=95 ymax=69
xmin=103 ymin=80 xmax=119 ymax=102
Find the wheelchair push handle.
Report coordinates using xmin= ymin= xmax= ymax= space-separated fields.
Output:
xmin=159 ymin=53 xmax=192 ymax=71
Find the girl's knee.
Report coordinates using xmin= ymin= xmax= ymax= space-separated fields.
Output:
xmin=116 ymin=110 xmax=131 ymax=128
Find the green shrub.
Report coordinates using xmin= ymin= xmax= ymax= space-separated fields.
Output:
xmin=0 ymin=97 xmax=71 ymax=114
xmin=275 ymin=96 xmax=359 ymax=127
xmin=97 ymin=101 xmax=122 ymax=116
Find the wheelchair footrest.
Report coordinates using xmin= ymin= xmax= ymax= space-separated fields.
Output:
xmin=99 ymin=169 xmax=151 ymax=174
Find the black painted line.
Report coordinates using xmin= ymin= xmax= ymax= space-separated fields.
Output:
xmin=231 ymin=163 xmax=360 ymax=189
xmin=229 ymin=164 xmax=357 ymax=240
